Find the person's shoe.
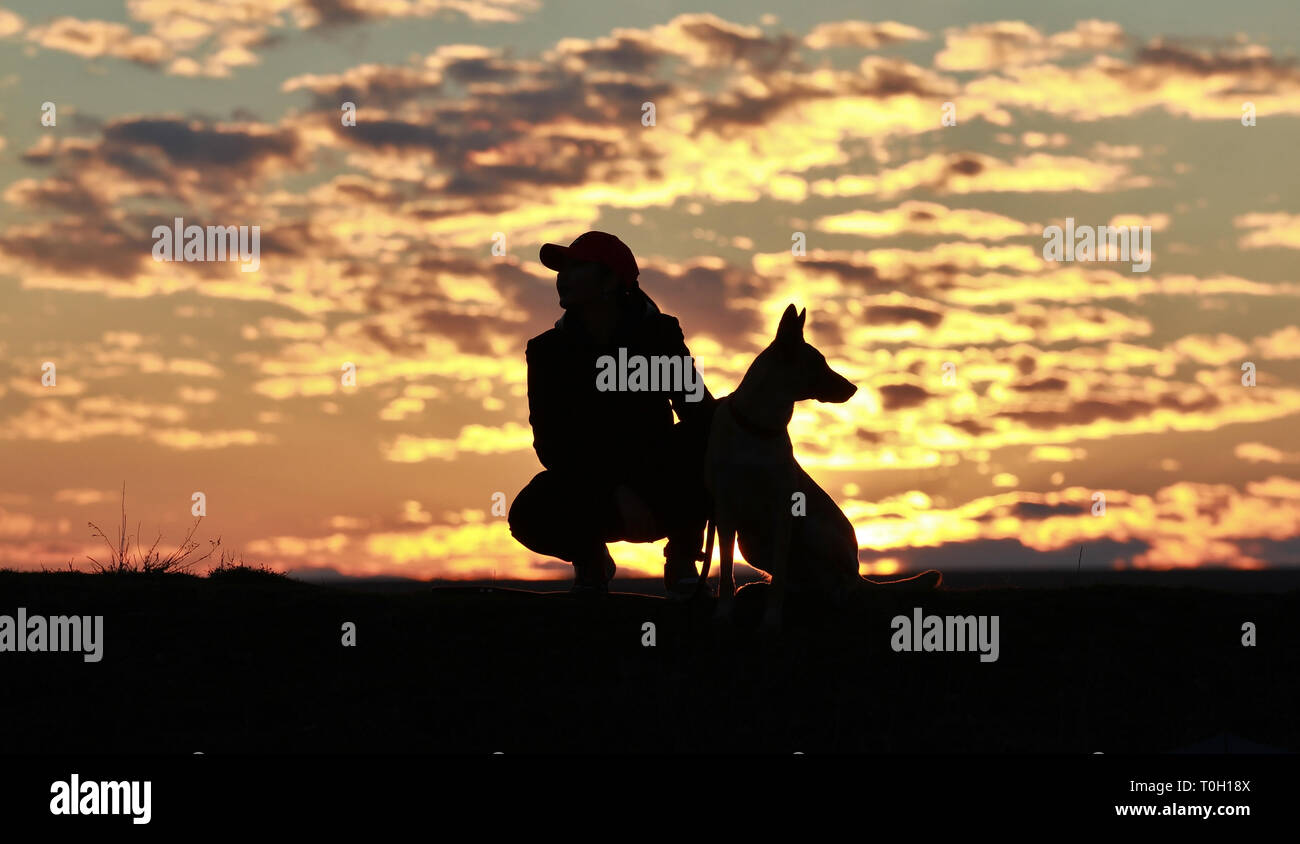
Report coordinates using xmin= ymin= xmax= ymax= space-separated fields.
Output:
xmin=570 ymin=552 xmax=616 ymax=597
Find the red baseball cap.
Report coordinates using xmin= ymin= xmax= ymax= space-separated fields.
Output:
xmin=540 ymin=231 xmax=639 ymax=289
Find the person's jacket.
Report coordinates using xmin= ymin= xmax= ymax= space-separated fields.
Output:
xmin=525 ymin=289 xmax=715 ymax=483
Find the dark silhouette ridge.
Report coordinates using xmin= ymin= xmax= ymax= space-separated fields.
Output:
xmin=0 ymin=569 xmax=1294 ymax=753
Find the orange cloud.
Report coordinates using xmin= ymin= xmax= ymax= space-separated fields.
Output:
xmin=803 ymin=20 xmax=929 ymax=49
xmin=817 ymin=201 xmax=1031 ymax=240
xmin=936 ymin=20 xmax=1124 ymax=71
xmin=1235 ymin=443 xmax=1300 ymax=464
xmin=1256 ymin=326 xmax=1300 ymax=359
xmin=26 ymin=17 xmax=169 ymax=65
xmin=1236 ymin=213 xmax=1300 ymax=249
xmin=810 ymin=152 xmax=1148 ymax=199
xmin=382 ymin=422 xmax=533 ymax=462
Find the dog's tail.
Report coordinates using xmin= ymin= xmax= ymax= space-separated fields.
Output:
xmin=694 ymin=516 xmax=716 ymax=598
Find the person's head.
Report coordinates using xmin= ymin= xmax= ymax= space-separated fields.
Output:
xmin=555 ymin=256 xmax=625 ymax=310
xmin=540 ymin=231 xmax=639 ymax=311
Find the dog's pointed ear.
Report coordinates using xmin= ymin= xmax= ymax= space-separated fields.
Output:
xmin=798 ymin=308 xmax=806 ymax=331
xmin=777 ymin=303 xmax=803 ymax=344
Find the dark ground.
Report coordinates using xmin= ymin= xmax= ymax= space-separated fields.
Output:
xmin=1 ymin=569 xmax=1295 ymax=753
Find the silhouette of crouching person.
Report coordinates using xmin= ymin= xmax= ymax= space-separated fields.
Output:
xmin=508 ymin=232 xmax=715 ymax=597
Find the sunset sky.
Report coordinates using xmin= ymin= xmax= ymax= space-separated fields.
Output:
xmin=1 ymin=1 xmax=1298 ymax=580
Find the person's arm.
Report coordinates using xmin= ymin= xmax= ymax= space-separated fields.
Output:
xmin=657 ymin=315 xmax=715 ymax=424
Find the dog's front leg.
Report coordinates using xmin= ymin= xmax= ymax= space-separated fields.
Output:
xmin=714 ymin=523 xmax=737 ymax=621
xmin=760 ymin=502 xmax=792 ymax=633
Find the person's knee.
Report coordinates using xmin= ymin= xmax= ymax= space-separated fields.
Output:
xmin=509 ymin=470 xmax=607 ymax=555
xmin=507 ymin=474 xmax=549 ymax=550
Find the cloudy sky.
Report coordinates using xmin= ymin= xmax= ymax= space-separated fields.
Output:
xmin=1 ymin=1 xmax=1298 ymax=580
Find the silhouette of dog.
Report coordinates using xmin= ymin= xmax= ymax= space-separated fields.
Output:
xmin=703 ymin=304 xmax=941 ymax=631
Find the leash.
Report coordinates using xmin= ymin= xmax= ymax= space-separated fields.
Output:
xmin=691 ymin=394 xmax=727 ymax=601
xmin=693 ymin=516 xmax=716 ymax=600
